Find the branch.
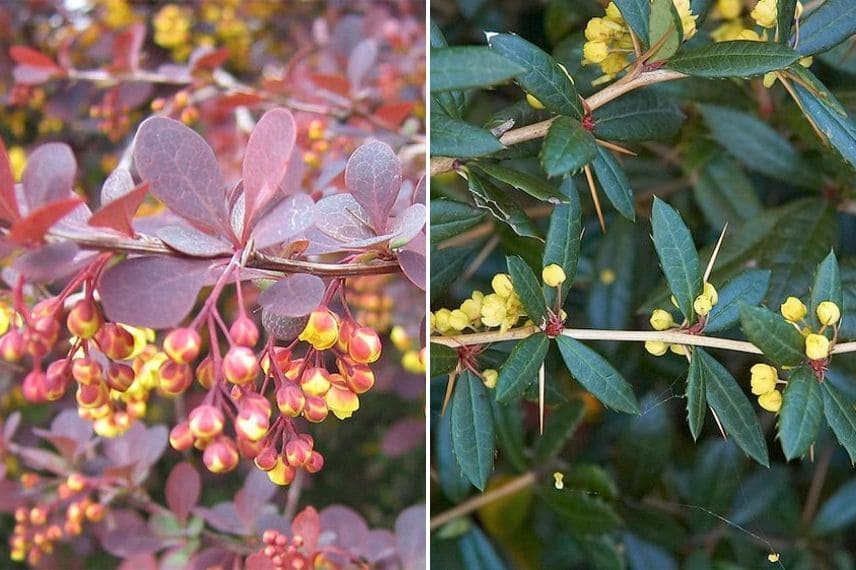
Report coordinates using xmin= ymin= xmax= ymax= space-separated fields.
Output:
xmin=430 ymin=471 xmax=537 ymax=530
xmin=430 ymin=68 xmax=687 ymax=176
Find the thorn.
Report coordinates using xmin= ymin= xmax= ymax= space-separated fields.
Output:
xmin=703 ymin=223 xmax=727 ymax=283
xmin=711 ymin=407 xmax=727 ymax=441
xmin=596 ymin=139 xmax=637 ymax=156
xmin=583 ymin=165 xmax=606 ymax=233
xmin=441 ymin=368 xmax=459 ymax=415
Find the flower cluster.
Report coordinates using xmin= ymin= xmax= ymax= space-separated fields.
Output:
xmin=780 ymin=296 xmax=840 ymax=361
xmin=645 ymin=282 xmax=718 ymax=356
xmin=431 ymin=273 xmax=527 ymax=335
xmin=750 ymin=363 xmax=783 ymax=412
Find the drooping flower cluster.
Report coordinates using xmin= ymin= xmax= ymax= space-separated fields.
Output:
xmin=645 ymin=281 xmax=719 ymax=356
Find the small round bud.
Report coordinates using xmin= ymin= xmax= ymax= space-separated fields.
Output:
xmin=196 ymin=356 xmax=214 ymax=389
xmin=693 ymin=295 xmax=713 ymax=317
xmin=340 ymin=362 xmax=375 ymax=394
xmin=106 ymin=362 xmax=135 ymax=392
xmin=72 ymin=357 xmax=104 ymax=386
xmin=542 ymin=264 xmax=566 ymax=287
xmin=758 ymin=389 xmax=783 ymax=413
xmin=94 ymin=323 xmax=134 ymax=360
xmin=25 ymin=317 xmax=59 ymax=358
xmin=447 ymin=310 xmax=469 ymax=331
xmin=805 ymin=333 xmax=830 ymax=360
xmin=285 ymin=437 xmax=313 ymax=467
xmin=85 ymin=503 xmax=105 ymax=522
xmin=276 ymin=384 xmax=305 ymax=416
xmin=66 ymin=300 xmax=102 ymax=339
xmin=236 ymin=405 xmax=270 ymax=442
xmin=300 ymin=367 xmax=331 ymax=397
xmin=750 ymin=363 xmax=778 ymax=395
xmin=23 ymin=370 xmax=48 ymax=403
xmin=163 ymin=328 xmax=202 ymax=364
xmin=780 ymin=297 xmax=807 ymax=322
xmin=482 ymin=369 xmax=498 ymax=389
xmin=169 ymin=421 xmax=194 ymax=451
xmin=305 ymin=451 xmax=324 ymax=473
xmin=298 ymin=309 xmax=340 ymax=350
xmin=254 ymin=446 xmax=278 ymax=471
xmin=491 ymin=273 xmax=514 ymax=298
xmin=649 ymin=309 xmax=674 ymax=331
xmin=188 ymin=404 xmax=224 ymax=439
xmin=348 ymin=326 xmax=382 ymax=364
xmin=0 ymin=330 xmax=25 ymax=362
xmin=158 ymin=361 xmax=193 ymax=396
xmin=526 ymin=93 xmax=545 ymax=109
xmin=303 ymin=395 xmax=329 ymax=423
xmin=267 ymin=457 xmax=296 ymax=486
xmin=203 ymin=436 xmax=239 ymax=473
xmin=229 ymin=315 xmax=259 ymax=347
xmin=223 ymin=346 xmax=259 ymax=384
xmin=76 ymin=381 xmax=109 ymax=409
xmin=44 ymin=360 xmax=71 ymax=401
xmin=645 ymin=340 xmax=669 ymax=356
xmin=816 ymin=301 xmax=841 ymax=326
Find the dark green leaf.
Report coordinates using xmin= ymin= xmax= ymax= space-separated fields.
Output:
xmin=691 ymin=153 xmax=761 ymax=229
xmin=543 ymin=178 xmax=581 ymax=297
xmin=697 ymin=348 xmax=769 ymax=467
xmin=729 ymin=467 xmax=789 ymax=525
xmin=616 ymin=395 xmax=673 ymax=495
xmin=430 ymin=199 xmax=486 ymax=245
xmin=593 ymin=90 xmax=685 ymax=142
xmin=809 ymin=250 xmax=842 ymax=326
xmin=488 ymin=33 xmax=583 ymax=118
xmin=623 ymin=534 xmax=678 ymax=570
xmin=614 ymin=0 xmax=650 ymax=46
xmin=651 ymin=197 xmax=702 ymax=321
xmin=430 ymin=47 xmax=524 ymax=91
xmin=739 ymin=305 xmax=806 ymax=367
xmin=648 ymin=0 xmax=683 ymax=61
xmin=459 ymin=526 xmax=507 ymax=569
xmin=587 ymin=219 xmax=641 ymax=330
xmin=534 ymin=400 xmax=585 ymax=463
xmin=686 ymin=352 xmax=707 ymax=441
xmin=688 ymin=441 xmax=742 ymax=531
xmin=667 ymin=41 xmax=800 ymax=77
xmin=556 ymin=335 xmax=640 ymax=414
xmin=496 ymin=332 xmax=550 ymax=403
xmin=472 ymin=162 xmax=569 ymax=204
xmin=431 ymin=110 xmax=504 ymax=158
xmin=491 ymin=398 xmax=528 ymax=472
xmin=698 ymin=104 xmax=814 ymax=187
xmin=821 ymin=381 xmax=856 ymax=463
xmin=778 ymin=366 xmax=823 ymax=460
xmin=542 ymin=483 xmax=622 ymax=534
xmin=540 ymin=117 xmax=597 ymax=178
xmin=796 ymin=0 xmax=856 ymax=56
xmin=811 ymin=479 xmax=856 ymax=535
xmin=591 ymin=146 xmax=635 ymax=221
xmin=704 ymin=270 xmax=770 ymax=332
xmin=450 ymin=370 xmax=495 ymax=490
xmin=840 ymin=258 xmax=856 ymax=340
xmin=777 ymin=0 xmax=798 ymax=45
xmin=467 ymin=170 xmax=543 ymax=241
xmin=435 ymin=393 xmax=473 ymax=502
xmin=507 ymin=255 xmax=548 ymax=324
xmin=431 ymin=246 xmax=472 ymax=302
xmin=791 ymin=82 xmax=856 ymax=171
xmin=430 ymin=23 xmax=465 ymax=118
xmin=430 ymin=343 xmax=459 ymax=376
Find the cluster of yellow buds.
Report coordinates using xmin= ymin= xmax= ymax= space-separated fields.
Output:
xmin=750 ymin=363 xmax=782 ymax=412
xmin=780 ymin=296 xmax=840 ymax=361
xmin=645 ymin=282 xmax=718 ymax=356
xmin=153 ymin=4 xmax=192 ymax=53
xmin=431 ymin=273 xmax=527 ymax=335
xmin=390 ymin=325 xmax=426 ymax=374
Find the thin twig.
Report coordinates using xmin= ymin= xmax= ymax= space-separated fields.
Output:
xmin=801 ymin=444 xmax=834 ymax=528
xmin=430 ymin=471 xmax=537 ymax=530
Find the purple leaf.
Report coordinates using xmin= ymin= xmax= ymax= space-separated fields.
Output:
xmin=194 ymin=503 xmax=250 ymax=535
xmin=413 ymin=176 xmax=426 ymax=206
xmin=2 ymin=411 xmax=20 ymax=442
xmin=242 ymin=109 xmax=296 ymax=230
xmin=260 ymin=310 xmax=308 ymax=341
xmin=313 ymin=194 xmax=375 ymax=242
xmin=344 ymin=141 xmax=401 ymax=234
xmin=363 ymin=530 xmax=397 ymax=565
xmin=389 ymin=204 xmax=426 ymax=248
xmin=244 ymin=553 xmax=276 ymax=570
xmin=157 ymin=224 xmax=233 ymax=257
xmin=398 ymin=250 xmax=425 ymax=290
xmin=165 ymin=462 xmax=201 ymax=522
xmin=258 ymin=274 xmax=325 ymax=317
xmin=319 ymin=506 xmax=368 ymax=551
xmin=251 ymin=194 xmax=315 ymax=249
xmin=100 ymin=256 xmax=209 ymax=328
xmin=13 ymin=241 xmax=81 ymax=282
xmin=347 ymin=39 xmax=378 ymax=89
xmin=234 ymin=469 xmax=278 ymax=528
xmin=101 ymin=167 xmax=135 ymax=203
xmin=102 ymin=423 xmax=168 ymax=483
xmin=133 ymin=117 xmax=229 ymax=236
xmin=16 ymin=447 xmax=67 ymax=475
xmin=22 ymin=142 xmax=76 ymax=209
xmin=100 ymin=510 xmax=164 ymax=557
xmin=395 ymin=505 xmax=426 ymax=570
xmin=51 ymin=408 xmax=94 ymax=444
xmin=192 ymin=548 xmax=237 ymax=570
xmin=380 ymin=418 xmax=425 ymax=457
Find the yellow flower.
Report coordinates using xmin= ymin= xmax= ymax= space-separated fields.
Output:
xmin=716 ymin=0 xmax=743 ymax=20
xmin=460 ymin=297 xmax=482 ymax=321
xmin=153 ymin=4 xmax=191 ymax=49
xmin=583 ymin=40 xmax=609 ymax=64
xmin=751 ymin=0 xmax=777 ymax=28
xmin=780 ymin=297 xmax=807 ymax=322
xmin=645 ymin=340 xmax=669 ymax=356
xmin=553 ymin=471 xmax=565 ymax=490
xmin=448 ymin=309 xmax=469 ymax=331
xmin=433 ymin=308 xmax=452 ymax=334
xmin=492 ymin=274 xmax=514 ymax=299
xmin=542 ymin=264 xmax=567 ymax=287
xmin=702 ymin=281 xmax=718 ymax=305
xmin=758 ymin=389 xmax=782 ymax=412
xmin=693 ymin=295 xmax=713 ymax=317
xmin=738 ymin=29 xmax=762 ymax=41
xmin=480 ymin=294 xmax=507 ymax=328
xmin=674 ymin=0 xmax=698 ymax=38
xmin=712 ymin=20 xmax=748 ymax=42
xmin=816 ymin=301 xmax=841 ymax=326
xmin=599 ymin=268 xmax=617 ymax=284
xmin=482 ymin=369 xmax=498 ymax=389
xmin=669 ymin=343 xmax=686 ymax=355
xmin=402 ymin=350 xmax=425 ymax=374
xmin=750 ymin=363 xmax=778 ymax=395
xmin=600 ymin=53 xmax=629 ymax=76
xmin=805 ymin=333 xmax=830 ymax=360
xmin=650 ymin=309 xmax=674 ymax=331
xmin=8 ymin=146 xmax=26 ymax=181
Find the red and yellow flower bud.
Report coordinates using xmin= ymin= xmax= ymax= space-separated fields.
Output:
xmin=285 ymin=436 xmax=313 ymax=467
xmin=106 ymin=362 xmax=135 ymax=392
xmin=163 ymin=327 xmax=202 ymax=364
xmin=341 ymin=362 xmax=375 ymax=394
xmin=203 ymin=436 xmax=239 ymax=473
xmin=302 ymin=396 xmax=328 ymax=423
xmin=44 ymin=360 xmax=70 ymax=401
xmin=298 ymin=308 xmax=339 ymax=350
xmin=0 ymin=330 xmax=24 ymax=362
xmin=158 ymin=361 xmax=193 ymax=395
xmin=263 ymin=347 xmax=292 ymax=374
xmin=66 ymin=299 xmax=102 ymax=339
xmin=254 ymin=446 xmax=278 ymax=471
xmin=325 ymin=382 xmax=360 ymax=420
xmin=237 ymin=435 xmax=265 ymax=459
xmin=188 ymin=404 xmax=224 ymax=439
xmin=283 ymin=358 xmax=304 ymax=382
xmin=223 ymin=346 xmax=259 ymax=384
xmin=276 ymin=384 xmax=305 ymax=416
xmin=23 ymin=370 xmax=47 ymax=403
xmin=95 ymin=324 xmax=135 ymax=360
xmin=229 ymin=315 xmax=259 ymax=347
xmin=84 ymin=503 xmax=105 ymax=522
xmin=267 ymin=457 xmax=296 ymax=486
xmin=236 ymin=404 xmax=270 ymax=442
xmin=336 ymin=319 xmax=356 ymax=354
xmin=169 ymin=421 xmax=194 ymax=451
xmin=196 ymin=356 xmax=214 ymax=389
xmin=300 ymin=367 xmax=331 ymax=397
xmin=348 ymin=326 xmax=382 ymax=364
xmin=72 ymin=357 xmax=103 ymax=386
xmin=76 ymin=381 xmax=109 ymax=409
xmin=25 ymin=317 xmax=59 ymax=358
xmin=305 ymin=451 xmax=324 ymax=473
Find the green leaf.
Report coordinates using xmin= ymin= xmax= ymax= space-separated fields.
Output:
xmin=777 ymin=0 xmax=798 ymax=45
xmin=431 ymin=246 xmax=472 ymax=302
xmin=543 ymin=178 xmax=581 ymax=297
xmin=791 ymin=82 xmax=856 ymax=171
xmin=487 ymin=33 xmax=584 ymax=118
xmin=648 ymin=0 xmax=683 ymax=61
xmin=811 ymin=479 xmax=856 ymax=535
xmin=459 ymin=526 xmax=506 ymax=568
xmin=691 ymin=153 xmax=762 ymax=229
xmin=593 ymin=90 xmax=685 ymax=142
xmin=430 ymin=343 xmax=459 ymax=376
xmin=686 ymin=352 xmax=707 ymax=441
xmin=696 ymin=348 xmax=769 ymax=467
xmin=591 ymin=146 xmax=635 ymax=221
xmin=491 ymin=398 xmax=528 ymax=472
xmin=430 ymin=199 xmax=486 ymax=245
xmin=450 ymin=370 xmax=495 ymax=490
xmin=467 ymin=170 xmax=543 ymax=241
xmin=472 ymin=162 xmax=569 ymax=204
xmin=542 ymin=485 xmax=622 ymax=535
xmin=687 ymin=441 xmax=742 ymax=531
xmin=430 ymin=109 xmax=504 ymax=158
xmin=614 ymin=0 xmax=650 ymax=46
xmin=555 ymin=335 xmax=640 ymax=414
xmin=809 ymin=250 xmax=842 ymax=326
xmin=496 ymin=333 xmax=550 ymax=403
xmin=533 ymin=400 xmax=585 ymax=463
xmin=739 ymin=305 xmax=806 ymax=367
xmin=667 ymin=40 xmax=800 ymax=77
xmin=587 ymin=219 xmax=642 ymax=330
xmin=507 ymin=255 xmax=548 ymax=324
xmin=796 ymin=0 xmax=856 ymax=56
xmin=698 ymin=104 xmax=814 ymax=187
xmin=430 ymin=47 xmax=524 ymax=91
xmin=650 ymin=197 xmax=702 ymax=321
xmin=778 ymin=366 xmax=823 ymax=460
xmin=430 ymin=22 xmax=465 ymax=118
xmin=435 ymin=401 xmax=473 ymax=502
xmin=704 ymin=270 xmax=771 ymax=332
xmin=616 ymin=394 xmax=673 ymax=495
xmin=540 ymin=117 xmax=597 ymax=178
xmin=821 ymin=381 xmax=856 ymax=464
xmin=840 ymin=258 xmax=856 ymax=340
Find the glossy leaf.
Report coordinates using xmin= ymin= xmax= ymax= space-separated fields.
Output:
xmin=487 ymin=33 xmax=583 ymax=118
xmin=496 ymin=332 xmax=550 ymax=403
xmin=778 ymin=366 xmax=823 ymax=460
xmin=99 ymin=256 xmax=209 ymax=329
xmin=704 ymin=270 xmax=770 ymax=332
xmin=539 ymin=117 xmax=597 ymax=177
xmin=648 ymin=0 xmax=683 ymax=61
xmin=22 ymin=142 xmax=77 ymax=209
xmin=345 ymin=140 xmax=402 ymax=234
xmin=739 ymin=305 xmax=805 ymax=367
xmin=685 ymin=352 xmax=706 ymax=441
xmin=791 ymin=82 xmax=856 ymax=171
xmin=777 ymin=0 xmax=799 ymax=45
xmin=450 ymin=370 xmax=495 ymax=490
xmin=821 ymin=381 xmax=856 ymax=463
xmin=667 ymin=41 xmax=800 ymax=77
xmin=591 ymin=146 xmax=635 ymax=221
xmin=430 ymin=199 xmax=486 ymax=245
xmin=613 ymin=0 xmax=650 ymax=45
xmin=491 ymin=398 xmax=528 ymax=472
xmin=430 ymin=109 xmax=503 ymax=158
xmin=795 ymin=0 xmax=856 ymax=56
xmin=542 ymin=484 xmax=622 ymax=534
xmin=0 ymin=139 xmax=19 ymax=222
xmin=593 ymin=91 xmax=684 ymax=142
xmin=467 ymin=170 xmax=542 ymax=240
xmin=696 ymin=348 xmax=769 ymax=467
xmin=242 ymin=108 xmax=296 ymax=229
xmin=556 ymin=335 xmax=640 ymax=414
xmin=809 ymin=250 xmax=842 ymax=326
xmin=472 ymin=162 xmax=569 ymax=204
xmin=542 ymin=178 xmax=581 ymax=297
xmin=430 ymin=343 xmax=458 ymax=377
xmin=430 ymin=47 xmax=524 ymax=91
xmin=88 ymin=183 xmax=150 ymax=237
xmin=587 ymin=219 xmax=640 ymax=330
xmin=133 ymin=117 xmax=229 ymax=236
xmin=691 ymin=153 xmax=761 ymax=229
xmin=651 ymin=197 xmax=702 ymax=321
xmin=258 ymin=274 xmax=325 ymax=318
xmin=165 ymin=462 xmax=201 ymax=522
xmin=506 ymin=255 xmax=547 ymax=324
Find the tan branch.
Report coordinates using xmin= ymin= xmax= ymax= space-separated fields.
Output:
xmin=430 ymin=471 xmax=537 ymax=530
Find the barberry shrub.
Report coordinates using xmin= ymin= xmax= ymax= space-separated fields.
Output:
xmin=0 ymin=2 xmax=425 ymax=568
xmin=430 ymin=1 xmax=856 ymax=567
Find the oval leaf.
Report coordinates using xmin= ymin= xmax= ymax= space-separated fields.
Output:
xmin=496 ymin=333 xmax=550 ymax=403
xmin=345 ymin=140 xmax=402 ymax=234
xmin=556 ymin=335 xmax=640 ymax=414
xmin=242 ymin=108 xmax=296 ymax=228
xmin=258 ymin=274 xmax=325 ymax=318
xmin=778 ymin=366 xmax=823 ymax=460
xmin=451 ymin=370 xmax=495 ymax=490
xmin=667 ymin=40 xmax=800 ymax=77
xmin=651 ymin=197 xmax=702 ymax=321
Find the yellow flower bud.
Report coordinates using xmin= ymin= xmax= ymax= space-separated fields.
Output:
xmin=480 ymin=294 xmax=507 ymax=328
xmin=750 ymin=363 xmax=777 ymax=395
xmin=433 ymin=309 xmax=452 ymax=333
xmin=583 ymin=40 xmax=609 ymax=64
xmin=758 ymin=389 xmax=782 ymax=413
xmin=553 ymin=471 xmax=565 ymax=490
xmin=460 ymin=298 xmax=482 ymax=321
xmin=650 ymin=309 xmax=674 ymax=331
xmin=669 ymin=343 xmax=686 ymax=355
xmin=482 ymin=369 xmax=498 ymax=389
xmin=750 ymin=0 xmax=777 ymax=28
xmin=526 ymin=93 xmax=545 ymax=110
xmin=645 ymin=340 xmax=669 ymax=356
xmin=702 ymin=282 xmax=719 ymax=305
xmin=805 ymin=333 xmax=830 ymax=360
xmin=492 ymin=274 xmax=514 ymax=298
xmin=693 ymin=295 xmax=713 ymax=317
xmin=780 ymin=297 xmax=807 ymax=322
xmin=717 ymin=0 xmax=742 ymax=20
xmin=542 ymin=264 xmax=567 ymax=287
xmin=816 ymin=301 xmax=840 ymax=326
xmin=448 ymin=309 xmax=469 ymax=331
